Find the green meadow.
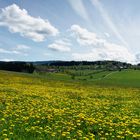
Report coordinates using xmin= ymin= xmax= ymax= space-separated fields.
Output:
xmin=0 ymin=70 xmax=140 ymax=140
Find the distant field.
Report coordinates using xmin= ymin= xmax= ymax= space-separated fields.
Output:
xmin=36 ymin=69 xmax=140 ymax=88
xmin=0 ymin=70 xmax=140 ymax=139
xmin=92 ymin=70 xmax=140 ymax=88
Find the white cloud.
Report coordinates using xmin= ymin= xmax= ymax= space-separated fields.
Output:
xmin=0 ymin=4 xmax=59 ymax=42
xmin=72 ymin=44 xmax=135 ymax=63
xmin=44 ymin=53 xmax=50 ymax=56
xmin=15 ymin=44 xmax=30 ymax=50
xmin=0 ymin=45 xmax=29 ymax=56
xmin=90 ymin=0 xmax=128 ymax=47
xmin=67 ymin=0 xmax=90 ymax=22
xmin=71 ymin=25 xmax=103 ymax=46
xmin=0 ymin=48 xmax=20 ymax=54
xmin=104 ymin=32 xmax=110 ymax=38
xmin=12 ymin=44 xmax=30 ymax=56
xmin=0 ymin=58 xmax=14 ymax=62
xmin=48 ymin=40 xmax=71 ymax=52
xmin=71 ymin=24 xmax=136 ymax=63
xmin=0 ymin=48 xmax=10 ymax=54
xmin=10 ymin=50 xmax=21 ymax=54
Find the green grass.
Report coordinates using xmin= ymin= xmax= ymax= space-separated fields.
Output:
xmin=76 ymin=71 xmax=111 ymax=80
xmin=34 ymin=69 xmax=140 ymax=88
xmin=93 ymin=70 xmax=140 ymax=88
xmin=1 ymin=69 xmax=140 ymax=88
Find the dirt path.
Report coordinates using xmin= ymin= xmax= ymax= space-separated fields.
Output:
xmin=92 ymin=71 xmax=118 ymax=81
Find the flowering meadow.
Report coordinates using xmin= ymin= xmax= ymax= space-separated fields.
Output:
xmin=0 ymin=71 xmax=140 ymax=140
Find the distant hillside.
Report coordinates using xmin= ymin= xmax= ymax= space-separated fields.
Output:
xmin=32 ymin=61 xmax=57 ymax=65
xmin=0 ymin=60 xmax=139 ymax=73
xmin=33 ymin=60 xmax=132 ymax=66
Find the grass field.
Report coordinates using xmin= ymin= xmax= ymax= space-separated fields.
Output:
xmin=91 ymin=70 xmax=140 ymax=88
xmin=38 ymin=69 xmax=140 ymax=88
xmin=0 ymin=70 xmax=140 ymax=140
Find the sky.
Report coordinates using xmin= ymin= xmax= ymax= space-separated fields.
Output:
xmin=0 ymin=0 xmax=140 ymax=64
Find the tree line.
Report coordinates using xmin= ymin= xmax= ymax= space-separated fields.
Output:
xmin=0 ymin=62 xmax=35 ymax=73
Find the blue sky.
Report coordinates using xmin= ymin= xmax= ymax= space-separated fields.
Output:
xmin=0 ymin=0 xmax=140 ymax=63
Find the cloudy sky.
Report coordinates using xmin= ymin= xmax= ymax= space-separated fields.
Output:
xmin=0 ymin=0 xmax=140 ymax=63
